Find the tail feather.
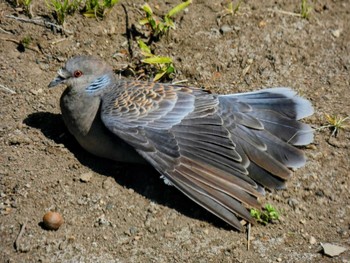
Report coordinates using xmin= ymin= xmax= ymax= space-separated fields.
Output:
xmin=254 ymin=129 xmax=307 ymax=168
xmin=226 ymin=87 xmax=314 ymax=120
xmin=219 ymin=87 xmax=314 ymax=190
xmin=251 ymin=110 xmax=314 ymax=145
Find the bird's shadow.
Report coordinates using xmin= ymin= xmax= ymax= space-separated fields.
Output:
xmin=24 ymin=112 xmax=233 ymax=230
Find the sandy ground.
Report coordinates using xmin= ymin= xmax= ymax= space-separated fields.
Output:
xmin=1 ymin=0 xmax=349 ymax=262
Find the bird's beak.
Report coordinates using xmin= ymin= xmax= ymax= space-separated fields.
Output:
xmin=48 ymin=68 xmax=70 ymax=88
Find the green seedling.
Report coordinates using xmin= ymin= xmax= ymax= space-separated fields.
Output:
xmin=138 ymin=39 xmax=175 ymax=81
xmin=17 ymin=0 xmax=33 ymax=17
xmin=83 ymin=0 xmax=120 ymax=18
xmin=250 ymin=204 xmax=280 ymax=225
xmin=46 ymin=0 xmax=81 ymax=24
xmin=21 ymin=36 xmax=31 ymax=48
xmin=17 ymin=36 xmax=32 ymax=52
xmin=300 ymin=0 xmax=312 ymax=19
xmin=139 ymin=0 xmax=192 ymax=40
xmin=225 ymin=0 xmax=242 ymax=16
xmin=319 ymin=114 xmax=349 ymax=137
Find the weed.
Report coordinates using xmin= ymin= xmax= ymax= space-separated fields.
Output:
xmin=46 ymin=0 xmax=81 ymax=24
xmin=83 ymin=0 xmax=120 ymax=18
xmin=139 ymin=0 xmax=192 ymax=40
xmin=300 ymin=0 xmax=312 ymax=19
xmin=319 ymin=114 xmax=349 ymax=137
xmin=250 ymin=204 xmax=280 ymax=225
xmin=21 ymin=36 xmax=31 ymax=48
xmin=138 ymin=39 xmax=175 ymax=81
xmin=17 ymin=0 xmax=33 ymax=17
xmin=225 ymin=0 xmax=242 ymax=16
xmin=17 ymin=36 xmax=32 ymax=52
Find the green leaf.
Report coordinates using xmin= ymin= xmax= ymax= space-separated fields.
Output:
xmin=137 ymin=39 xmax=151 ymax=54
xmin=157 ymin=22 xmax=165 ymax=32
xmin=149 ymin=19 xmax=157 ymax=30
xmin=139 ymin=18 xmax=149 ymax=25
xmin=164 ymin=16 xmax=175 ymax=28
xmin=154 ymin=70 xmax=167 ymax=81
xmin=142 ymin=3 xmax=153 ymax=16
xmin=142 ymin=56 xmax=173 ymax=64
xmin=83 ymin=10 xmax=97 ymax=18
xmin=167 ymin=0 xmax=192 ymax=17
xmin=166 ymin=65 xmax=175 ymax=74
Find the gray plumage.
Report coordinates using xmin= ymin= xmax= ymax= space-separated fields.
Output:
xmin=49 ymin=55 xmax=314 ymax=231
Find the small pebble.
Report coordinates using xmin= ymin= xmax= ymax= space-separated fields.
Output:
xmin=309 ymin=236 xmax=317 ymax=245
xmin=259 ymin=20 xmax=267 ymax=28
xmin=43 ymin=211 xmax=64 ymax=230
xmin=331 ymin=29 xmax=341 ymax=38
xmin=321 ymin=243 xmax=347 ymax=257
xmin=102 ymin=177 xmax=115 ymax=190
xmin=80 ymin=172 xmax=93 ymax=182
xmin=288 ymin=198 xmax=299 ymax=210
xmin=220 ymin=25 xmax=232 ymax=34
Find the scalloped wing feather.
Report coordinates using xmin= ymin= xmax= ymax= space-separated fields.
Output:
xmin=100 ymin=82 xmax=314 ymax=230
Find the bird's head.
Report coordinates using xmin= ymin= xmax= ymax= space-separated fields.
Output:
xmin=48 ymin=55 xmax=115 ymax=95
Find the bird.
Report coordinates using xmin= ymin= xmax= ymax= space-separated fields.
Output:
xmin=48 ymin=55 xmax=314 ymax=231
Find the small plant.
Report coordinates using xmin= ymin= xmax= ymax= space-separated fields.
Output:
xmin=225 ymin=0 xmax=242 ymax=16
xmin=250 ymin=204 xmax=280 ymax=225
xmin=138 ymin=39 xmax=175 ymax=81
xmin=300 ymin=0 xmax=312 ymax=19
xmin=21 ymin=36 xmax=32 ymax=48
xmin=83 ymin=0 xmax=120 ymax=18
xmin=46 ymin=0 xmax=81 ymax=24
xmin=17 ymin=0 xmax=33 ymax=17
xmin=321 ymin=114 xmax=349 ymax=137
xmin=139 ymin=0 xmax=192 ymax=40
xmin=17 ymin=36 xmax=32 ymax=52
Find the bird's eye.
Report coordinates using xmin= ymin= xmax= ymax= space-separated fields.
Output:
xmin=73 ymin=70 xmax=83 ymax=78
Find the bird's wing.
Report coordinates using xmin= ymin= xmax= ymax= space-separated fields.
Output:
xmin=100 ymin=81 xmax=313 ymax=230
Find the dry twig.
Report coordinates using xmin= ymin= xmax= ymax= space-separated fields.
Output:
xmin=0 ymin=26 xmax=13 ymax=34
xmin=0 ymin=36 xmax=40 ymax=53
xmin=247 ymin=223 xmax=251 ymax=250
xmin=267 ymin=8 xmax=302 ymax=17
xmin=0 ymin=84 xmax=17 ymax=94
xmin=14 ymin=220 xmax=27 ymax=252
xmin=5 ymin=15 xmax=73 ymax=34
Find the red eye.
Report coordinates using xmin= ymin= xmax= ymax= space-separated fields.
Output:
xmin=73 ymin=70 xmax=83 ymax=78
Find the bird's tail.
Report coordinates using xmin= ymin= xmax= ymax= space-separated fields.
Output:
xmin=218 ymin=88 xmax=314 ymax=190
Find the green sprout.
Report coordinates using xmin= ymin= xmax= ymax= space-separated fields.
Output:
xmin=225 ymin=0 xmax=242 ymax=16
xmin=17 ymin=0 xmax=33 ymax=17
xmin=138 ymin=39 xmax=175 ymax=81
xmin=300 ymin=0 xmax=312 ymax=19
xmin=319 ymin=114 xmax=349 ymax=137
xmin=21 ymin=36 xmax=32 ymax=48
xmin=46 ymin=0 xmax=81 ymax=24
xmin=17 ymin=36 xmax=32 ymax=52
xmin=250 ymin=204 xmax=280 ymax=225
xmin=83 ymin=0 xmax=120 ymax=18
xmin=139 ymin=0 xmax=192 ymax=40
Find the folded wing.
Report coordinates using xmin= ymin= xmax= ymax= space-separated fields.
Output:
xmin=101 ymin=82 xmax=313 ymax=231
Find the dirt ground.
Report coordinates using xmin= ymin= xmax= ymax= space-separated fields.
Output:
xmin=1 ymin=0 xmax=349 ymax=262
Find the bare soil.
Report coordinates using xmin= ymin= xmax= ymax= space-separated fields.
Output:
xmin=1 ymin=0 xmax=349 ymax=262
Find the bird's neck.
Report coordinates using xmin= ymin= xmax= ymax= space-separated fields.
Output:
xmin=60 ymin=87 xmax=101 ymax=137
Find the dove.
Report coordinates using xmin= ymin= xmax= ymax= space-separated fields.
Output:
xmin=49 ymin=55 xmax=314 ymax=231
